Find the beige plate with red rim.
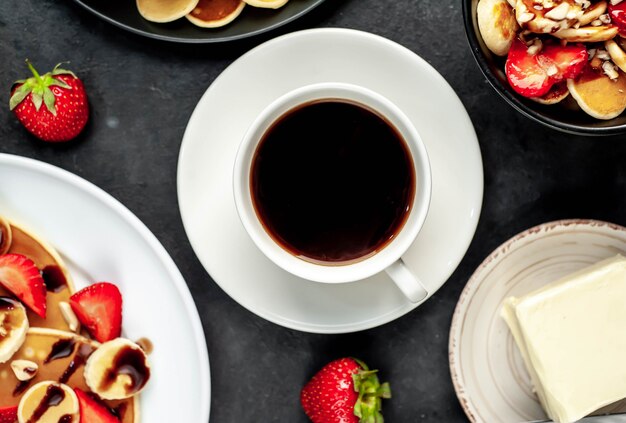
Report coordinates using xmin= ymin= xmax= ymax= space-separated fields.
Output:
xmin=449 ymin=219 xmax=626 ymax=423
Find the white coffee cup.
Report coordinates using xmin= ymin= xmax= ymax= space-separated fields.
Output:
xmin=233 ymin=82 xmax=431 ymax=303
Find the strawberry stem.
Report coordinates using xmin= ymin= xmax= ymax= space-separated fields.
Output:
xmin=351 ymin=360 xmax=392 ymax=422
xmin=25 ymin=60 xmax=42 ymax=83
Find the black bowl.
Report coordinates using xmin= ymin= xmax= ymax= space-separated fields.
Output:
xmin=462 ymin=0 xmax=626 ymax=135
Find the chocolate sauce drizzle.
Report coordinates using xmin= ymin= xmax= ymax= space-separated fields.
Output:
xmin=41 ymin=265 xmax=68 ymax=293
xmin=0 ymin=296 xmax=16 ymax=311
xmin=13 ymin=380 xmax=31 ymax=396
xmin=59 ymin=344 xmax=94 ymax=384
xmin=26 ymin=384 xmax=65 ymax=423
xmin=14 ymin=341 xmax=94 ymax=396
xmin=45 ymin=339 xmax=76 ymax=364
xmin=100 ymin=346 xmax=150 ymax=395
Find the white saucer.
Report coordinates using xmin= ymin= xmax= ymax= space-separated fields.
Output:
xmin=449 ymin=220 xmax=626 ymax=423
xmin=0 ymin=154 xmax=210 ymax=422
xmin=177 ymin=28 xmax=483 ymax=334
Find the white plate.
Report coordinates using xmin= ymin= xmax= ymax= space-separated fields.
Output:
xmin=177 ymin=28 xmax=483 ymax=334
xmin=449 ymin=220 xmax=626 ymax=423
xmin=0 ymin=154 xmax=210 ymax=423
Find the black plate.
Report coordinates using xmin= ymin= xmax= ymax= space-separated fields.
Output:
xmin=72 ymin=0 xmax=326 ymax=43
xmin=463 ymin=0 xmax=626 ymax=135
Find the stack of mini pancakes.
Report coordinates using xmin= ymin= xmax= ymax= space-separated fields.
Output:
xmin=0 ymin=216 xmax=147 ymax=423
xmin=137 ymin=0 xmax=290 ymax=28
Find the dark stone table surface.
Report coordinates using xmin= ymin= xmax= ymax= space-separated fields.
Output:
xmin=3 ymin=1 xmax=626 ymax=421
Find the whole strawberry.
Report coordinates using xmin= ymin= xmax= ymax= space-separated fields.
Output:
xmin=301 ymin=357 xmax=391 ymax=423
xmin=9 ymin=61 xmax=88 ymax=142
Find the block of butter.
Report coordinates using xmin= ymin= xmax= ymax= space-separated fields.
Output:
xmin=501 ymin=255 xmax=626 ymax=423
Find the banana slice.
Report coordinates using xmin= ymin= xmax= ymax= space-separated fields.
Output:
xmin=244 ymin=0 xmax=289 ymax=8
xmin=0 ymin=297 xmax=28 ymax=364
xmin=17 ymin=382 xmax=79 ymax=423
xmin=137 ymin=0 xmax=200 ymax=23
xmin=477 ymin=0 xmax=519 ymax=56
xmin=0 ymin=216 xmax=11 ymax=255
xmin=554 ymin=25 xmax=618 ymax=42
xmin=186 ymin=0 xmax=245 ymax=28
xmin=606 ymin=39 xmax=626 ymax=73
xmin=568 ymin=70 xmax=626 ymax=119
xmin=84 ymin=338 xmax=151 ymax=400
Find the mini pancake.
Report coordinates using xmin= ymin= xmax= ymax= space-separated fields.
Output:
xmin=186 ymin=0 xmax=246 ymax=28
xmin=531 ymin=82 xmax=570 ymax=105
xmin=0 ymin=328 xmax=138 ymax=423
xmin=0 ymin=217 xmax=75 ymax=332
xmin=568 ymin=67 xmax=626 ymax=119
xmin=244 ymin=0 xmax=289 ymax=9
xmin=137 ymin=0 xmax=200 ymax=23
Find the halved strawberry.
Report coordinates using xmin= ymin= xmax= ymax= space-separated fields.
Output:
xmin=540 ymin=42 xmax=587 ymax=80
xmin=0 ymin=254 xmax=46 ymax=318
xmin=609 ymin=2 xmax=626 ymax=33
xmin=0 ymin=406 xmax=17 ymax=423
xmin=506 ymin=38 xmax=587 ymax=98
xmin=69 ymin=282 xmax=122 ymax=343
xmin=0 ymin=406 xmax=16 ymax=423
xmin=75 ymin=388 xmax=120 ymax=423
xmin=506 ymin=38 xmax=553 ymax=97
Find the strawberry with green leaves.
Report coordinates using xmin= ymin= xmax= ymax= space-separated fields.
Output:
xmin=301 ymin=358 xmax=391 ymax=423
xmin=9 ymin=61 xmax=88 ymax=142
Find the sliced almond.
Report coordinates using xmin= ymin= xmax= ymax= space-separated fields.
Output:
xmin=59 ymin=302 xmax=79 ymax=333
xmin=544 ymin=2 xmax=570 ymax=20
xmin=11 ymin=359 xmax=38 ymax=381
xmin=578 ymin=1 xmax=608 ymax=26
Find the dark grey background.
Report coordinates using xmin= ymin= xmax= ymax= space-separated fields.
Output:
xmin=3 ymin=1 xmax=626 ymax=422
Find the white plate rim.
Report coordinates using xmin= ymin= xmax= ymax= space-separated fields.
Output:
xmin=448 ymin=218 xmax=626 ymax=423
xmin=177 ymin=27 xmax=484 ymax=334
xmin=0 ymin=153 xmax=211 ymax=422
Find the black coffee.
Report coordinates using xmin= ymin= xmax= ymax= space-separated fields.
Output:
xmin=251 ymin=99 xmax=415 ymax=264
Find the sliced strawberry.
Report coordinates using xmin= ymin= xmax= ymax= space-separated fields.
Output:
xmin=506 ymin=38 xmax=587 ymax=98
xmin=506 ymin=38 xmax=553 ymax=97
xmin=609 ymin=2 xmax=626 ymax=33
xmin=0 ymin=254 xmax=46 ymax=318
xmin=540 ymin=42 xmax=587 ymax=80
xmin=70 ymin=282 xmax=122 ymax=343
xmin=75 ymin=388 xmax=120 ymax=423
xmin=0 ymin=406 xmax=17 ymax=423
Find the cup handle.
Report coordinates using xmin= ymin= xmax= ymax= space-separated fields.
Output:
xmin=384 ymin=259 xmax=428 ymax=303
